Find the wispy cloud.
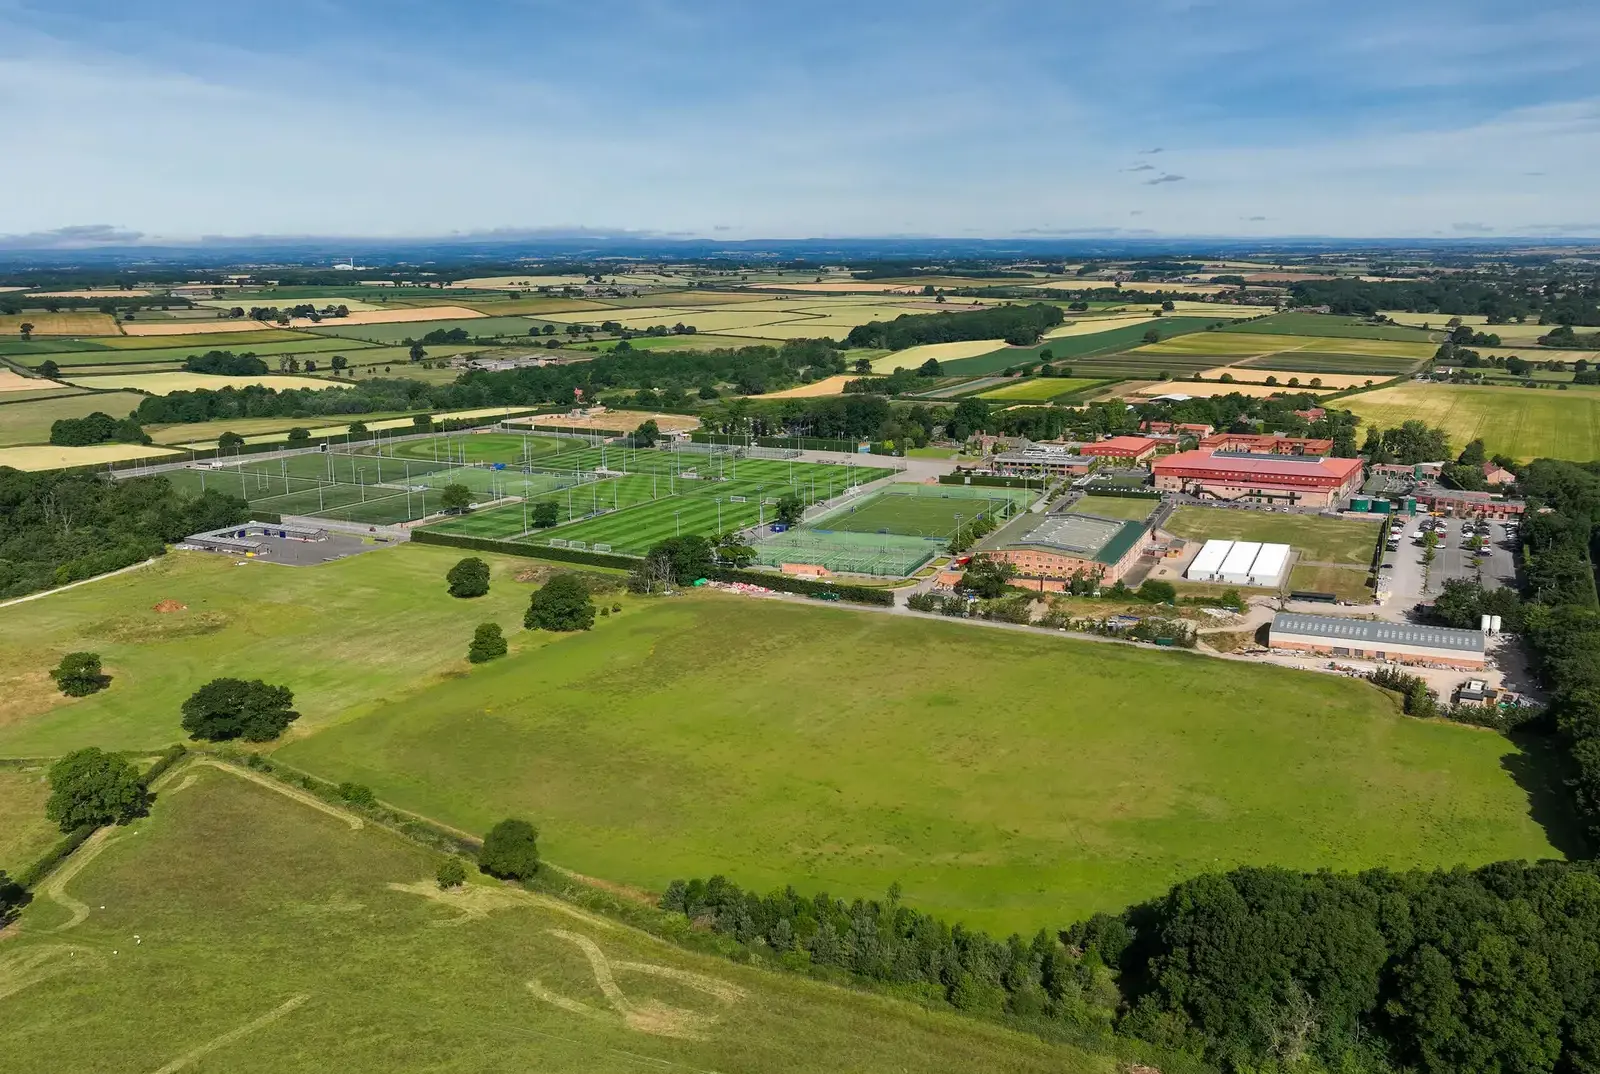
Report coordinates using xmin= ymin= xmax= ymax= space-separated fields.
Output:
xmin=1124 ymin=163 xmax=1156 ymax=172
xmin=1144 ymin=173 xmax=1187 ymax=185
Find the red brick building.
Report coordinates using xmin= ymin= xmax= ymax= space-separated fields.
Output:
xmin=1079 ymin=435 xmax=1160 ymax=463
xmin=1140 ymin=420 xmax=1215 ymax=437
xmin=1197 ymin=432 xmax=1334 ymax=456
xmin=1152 ymin=450 xmax=1365 ymax=507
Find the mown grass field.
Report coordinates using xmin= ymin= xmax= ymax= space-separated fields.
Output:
xmin=0 ymin=764 xmax=1104 ymax=1074
xmin=278 ymin=593 xmax=1561 ymax=931
xmin=306 ymin=315 xmax=539 ymax=343
xmin=817 ymin=487 xmax=1025 ymax=538
xmin=13 ymin=336 xmax=379 ymax=369
xmin=94 ymin=329 xmax=315 ymax=350
xmin=1289 ymin=563 xmax=1374 ymax=601
xmin=975 ymin=377 xmax=1107 ymax=402
xmin=1165 ymin=506 xmax=1380 ymax=565
xmin=1340 ymin=382 xmax=1600 ymax=461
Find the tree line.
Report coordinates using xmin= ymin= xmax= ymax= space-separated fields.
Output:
xmin=0 ymin=468 xmax=250 ymax=598
xmin=844 ymin=302 xmax=1065 ymax=350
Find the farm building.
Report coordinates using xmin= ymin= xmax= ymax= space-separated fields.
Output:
xmin=1197 ymin=433 xmax=1334 ymax=456
xmin=979 ymin=511 xmax=1151 ymax=590
xmin=1141 ymin=420 xmax=1215 ymax=437
xmin=1408 ymin=482 xmax=1526 ymax=519
xmin=993 ymin=447 xmax=1097 ymax=478
xmin=1079 ymin=436 xmax=1159 ymax=463
xmin=1152 ymin=450 xmax=1364 ymax=508
xmin=1185 ymin=539 xmax=1292 ymax=588
xmin=1268 ymin=612 xmax=1486 ymax=670
xmin=1481 ymin=462 xmax=1516 ymax=486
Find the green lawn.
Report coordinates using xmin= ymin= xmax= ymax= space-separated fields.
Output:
xmin=277 ymin=591 xmax=1560 ymax=932
xmin=1341 ymin=382 xmax=1600 ymax=461
xmin=1289 ymin=563 xmax=1374 ymax=601
xmin=305 ymin=316 xmax=541 ymax=343
xmin=1067 ymin=495 xmax=1157 ymax=521
xmin=1165 ymin=506 xmax=1380 ymax=565
xmin=816 ymin=488 xmax=1025 ymax=539
xmin=0 ymin=763 xmax=1105 ymax=1074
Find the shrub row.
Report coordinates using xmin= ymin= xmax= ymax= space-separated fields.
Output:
xmin=140 ymin=744 xmax=189 ymax=787
xmin=704 ymin=567 xmax=896 ymax=606
xmin=15 ymin=824 xmax=99 ymax=891
xmin=409 ymin=529 xmax=640 ymax=570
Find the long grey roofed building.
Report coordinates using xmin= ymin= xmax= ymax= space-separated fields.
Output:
xmin=1269 ymin=612 xmax=1486 ymax=668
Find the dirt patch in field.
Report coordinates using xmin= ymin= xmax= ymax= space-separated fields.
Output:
xmin=152 ymin=599 xmax=187 ymax=613
xmin=388 ymin=879 xmax=614 ymax=930
xmin=87 ymin=610 xmax=229 ymax=643
xmin=0 ymin=668 xmax=71 ymax=728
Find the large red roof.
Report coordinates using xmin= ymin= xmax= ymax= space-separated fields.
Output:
xmin=1153 ymin=449 xmax=1363 ymax=489
xmin=1081 ymin=435 xmax=1157 ymax=456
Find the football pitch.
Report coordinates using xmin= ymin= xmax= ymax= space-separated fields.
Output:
xmin=815 ymin=486 xmax=1030 ymax=539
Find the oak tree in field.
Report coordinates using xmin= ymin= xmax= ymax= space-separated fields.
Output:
xmin=50 ymin=651 xmax=110 ymax=697
xmin=467 ymin=622 xmax=507 ymax=663
xmin=524 ymin=574 xmax=594 ymax=631
xmin=348 ymin=421 xmax=368 ymax=437
xmin=446 ymin=556 xmax=490 ymax=598
xmin=479 ymin=819 xmax=540 ymax=880
xmin=286 ymin=427 xmax=311 ymax=445
xmin=218 ymin=431 xmax=245 ymax=451
xmin=46 ymin=747 xmax=149 ymax=832
xmin=38 ymin=359 xmax=60 ymax=379
xmin=180 ymin=678 xmax=300 ymax=742
xmin=439 ymin=483 xmax=473 ymax=513
xmin=18 ymin=322 xmax=34 ymax=340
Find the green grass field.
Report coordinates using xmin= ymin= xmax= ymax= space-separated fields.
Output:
xmin=0 ymin=391 xmax=149 ymax=446
xmin=518 ymin=461 xmax=894 ymax=554
xmin=278 ymin=593 xmax=1562 ymax=931
xmin=1288 ymin=563 xmax=1374 ymax=601
xmin=815 ymin=487 xmax=1025 ymax=538
xmin=0 ymin=766 xmax=56 ymax=875
xmin=0 ymin=763 xmax=1104 ymax=1074
xmin=305 ymin=316 xmax=541 ymax=343
xmin=941 ymin=317 xmax=1217 ymax=376
xmin=1165 ymin=506 xmax=1380 ymax=565
xmin=1131 ymin=332 xmax=1436 ymax=361
xmin=1218 ymin=312 xmax=1441 ymax=342
xmin=1341 ymin=382 xmax=1600 ymax=461
xmin=95 ymin=329 xmax=317 ymax=350
xmin=1067 ymin=495 xmax=1157 ymax=521
xmin=12 ymin=336 xmax=379 ymax=370
xmin=975 ymin=377 xmax=1107 ymax=402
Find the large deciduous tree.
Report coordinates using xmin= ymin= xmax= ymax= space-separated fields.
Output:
xmin=446 ymin=556 xmax=490 ymax=598
xmin=180 ymin=678 xmax=300 ymax=742
xmin=49 ymin=651 xmax=110 ymax=696
xmin=524 ymin=574 xmax=594 ymax=632
xmin=479 ymin=818 xmax=540 ymax=880
xmin=45 ymin=747 xmax=149 ymax=832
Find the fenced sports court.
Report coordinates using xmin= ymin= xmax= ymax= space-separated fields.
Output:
xmin=159 ymin=451 xmax=595 ymax=526
xmin=748 ymin=484 xmax=1038 ymax=577
xmin=805 ymin=483 xmax=1035 ymax=540
xmin=751 ymin=529 xmax=939 ymax=576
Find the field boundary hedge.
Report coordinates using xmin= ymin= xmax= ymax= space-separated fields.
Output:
xmin=939 ymin=473 xmax=1047 ymax=489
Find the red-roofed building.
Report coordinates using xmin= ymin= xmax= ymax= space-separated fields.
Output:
xmin=1197 ymin=432 xmax=1334 ymax=456
xmin=1293 ymin=407 xmax=1326 ymax=422
xmin=1140 ymin=420 xmax=1215 ymax=437
xmin=1079 ymin=435 xmax=1160 ymax=463
xmin=1482 ymin=462 xmax=1515 ymax=486
xmin=1153 ymin=450 xmax=1364 ymax=507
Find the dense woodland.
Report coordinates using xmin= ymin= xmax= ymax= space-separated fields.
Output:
xmin=1289 ymin=273 xmax=1600 ymax=326
xmin=0 ymin=469 xmax=249 ymax=598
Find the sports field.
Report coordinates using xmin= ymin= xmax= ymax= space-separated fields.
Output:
xmin=814 ymin=485 xmax=1028 ymax=539
xmin=0 ymin=763 xmax=1101 ymax=1074
xmin=277 ymin=591 xmax=1563 ymax=931
xmin=1341 ymin=382 xmax=1600 ymax=461
xmin=1165 ymin=506 xmax=1380 ymax=565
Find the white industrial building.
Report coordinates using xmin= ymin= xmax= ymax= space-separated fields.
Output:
xmin=1184 ymin=538 xmax=1292 ymax=588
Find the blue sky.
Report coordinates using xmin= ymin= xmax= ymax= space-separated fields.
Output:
xmin=1 ymin=0 xmax=1598 ymax=243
